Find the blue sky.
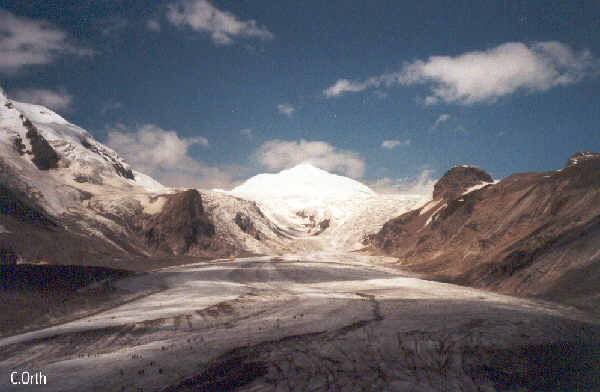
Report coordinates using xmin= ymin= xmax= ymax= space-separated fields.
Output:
xmin=1 ymin=0 xmax=599 ymax=192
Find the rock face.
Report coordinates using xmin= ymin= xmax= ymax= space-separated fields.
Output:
xmin=80 ymin=137 xmax=135 ymax=180
xmin=234 ymin=212 xmax=260 ymax=240
xmin=565 ymin=150 xmax=600 ymax=168
xmin=137 ymin=190 xmax=215 ymax=255
xmin=373 ymin=153 xmax=600 ymax=314
xmin=23 ymin=119 xmax=60 ymax=171
xmin=0 ymin=183 xmax=57 ymax=228
xmin=432 ymin=166 xmax=493 ymax=201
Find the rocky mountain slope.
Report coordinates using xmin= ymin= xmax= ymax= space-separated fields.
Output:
xmin=0 ymin=90 xmax=290 ymax=268
xmin=371 ymin=152 xmax=600 ymax=314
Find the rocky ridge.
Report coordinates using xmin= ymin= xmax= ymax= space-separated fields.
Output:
xmin=432 ymin=165 xmax=493 ymax=201
xmin=371 ymin=152 xmax=600 ymax=314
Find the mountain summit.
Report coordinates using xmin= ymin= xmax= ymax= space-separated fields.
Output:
xmin=231 ymin=163 xmax=375 ymax=201
xmin=433 ymin=165 xmax=493 ymax=201
xmin=230 ymin=164 xmax=424 ymax=250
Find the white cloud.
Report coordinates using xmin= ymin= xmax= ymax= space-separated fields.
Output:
xmin=166 ymin=0 xmax=274 ymax=45
xmin=99 ymin=17 xmax=129 ymax=36
xmin=104 ymin=124 xmax=236 ymax=189
xmin=240 ymin=128 xmax=252 ymax=137
xmin=374 ymin=90 xmax=388 ymax=99
xmin=277 ymin=103 xmax=295 ymax=117
xmin=146 ymin=19 xmax=161 ymax=32
xmin=253 ymin=139 xmax=365 ymax=178
xmin=381 ymin=139 xmax=410 ymax=149
xmin=0 ymin=10 xmax=93 ymax=73
xmin=455 ymin=125 xmax=468 ymax=134
xmin=368 ymin=169 xmax=436 ymax=196
xmin=12 ymin=88 xmax=73 ymax=111
xmin=187 ymin=135 xmax=209 ymax=147
xmin=323 ymin=41 xmax=597 ymax=104
xmin=100 ymin=101 xmax=123 ymax=114
xmin=324 ymin=79 xmax=371 ymax=98
xmin=423 ymin=96 xmax=439 ymax=105
xmin=432 ymin=114 xmax=451 ymax=129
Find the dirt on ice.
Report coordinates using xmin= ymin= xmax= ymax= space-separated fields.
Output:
xmin=1 ymin=254 xmax=598 ymax=392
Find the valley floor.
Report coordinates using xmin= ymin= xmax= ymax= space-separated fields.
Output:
xmin=1 ymin=254 xmax=599 ymax=391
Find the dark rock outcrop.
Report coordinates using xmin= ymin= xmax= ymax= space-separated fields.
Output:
xmin=313 ymin=219 xmax=330 ymax=236
xmin=565 ymin=151 xmax=600 ymax=168
xmin=433 ymin=166 xmax=493 ymax=201
xmin=0 ymin=183 xmax=56 ymax=228
xmin=13 ymin=135 xmax=26 ymax=155
xmin=112 ymin=162 xmax=134 ymax=180
xmin=372 ymin=152 xmax=600 ymax=314
xmin=81 ymin=138 xmax=134 ymax=180
xmin=138 ymin=190 xmax=215 ymax=255
xmin=235 ymin=212 xmax=260 ymax=240
xmin=23 ymin=119 xmax=59 ymax=170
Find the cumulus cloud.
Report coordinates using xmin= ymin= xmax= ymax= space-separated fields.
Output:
xmin=381 ymin=139 xmax=410 ymax=149
xmin=374 ymin=90 xmax=388 ymax=99
xmin=253 ymin=139 xmax=365 ymax=178
xmin=166 ymin=0 xmax=273 ymax=45
xmin=0 ymin=10 xmax=93 ymax=73
xmin=323 ymin=79 xmax=371 ymax=98
xmin=12 ymin=88 xmax=73 ymax=111
xmin=324 ymin=41 xmax=597 ymax=104
xmin=277 ymin=103 xmax=295 ymax=117
xmin=98 ymin=17 xmax=129 ymax=36
xmin=100 ymin=101 xmax=123 ymax=114
xmin=432 ymin=114 xmax=451 ymax=129
xmin=368 ymin=169 xmax=436 ymax=196
xmin=104 ymin=124 xmax=238 ymax=189
xmin=146 ymin=19 xmax=161 ymax=32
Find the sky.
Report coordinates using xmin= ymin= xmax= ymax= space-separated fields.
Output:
xmin=1 ymin=0 xmax=599 ymax=193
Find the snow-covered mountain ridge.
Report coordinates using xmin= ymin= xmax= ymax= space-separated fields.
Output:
xmin=0 ymin=90 xmax=296 ymax=264
xmin=1 ymin=91 xmax=164 ymax=194
xmin=1 ymin=88 xmax=430 ymax=261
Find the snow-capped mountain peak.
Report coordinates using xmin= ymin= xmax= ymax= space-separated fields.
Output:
xmin=230 ymin=164 xmax=426 ymax=251
xmin=0 ymin=89 xmax=165 ymax=193
xmin=231 ymin=163 xmax=375 ymax=201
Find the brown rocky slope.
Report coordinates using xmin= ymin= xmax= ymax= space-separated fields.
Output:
xmin=371 ymin=151 xmax=600 ymax=314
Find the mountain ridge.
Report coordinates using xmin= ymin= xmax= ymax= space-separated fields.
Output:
xmin=0 ymin=91 xmax=293 ymax=266
xmin=370 ymin=152 xmax=600 ymax=314
xmin=1 ymin=90 xmax=599 ymax=316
